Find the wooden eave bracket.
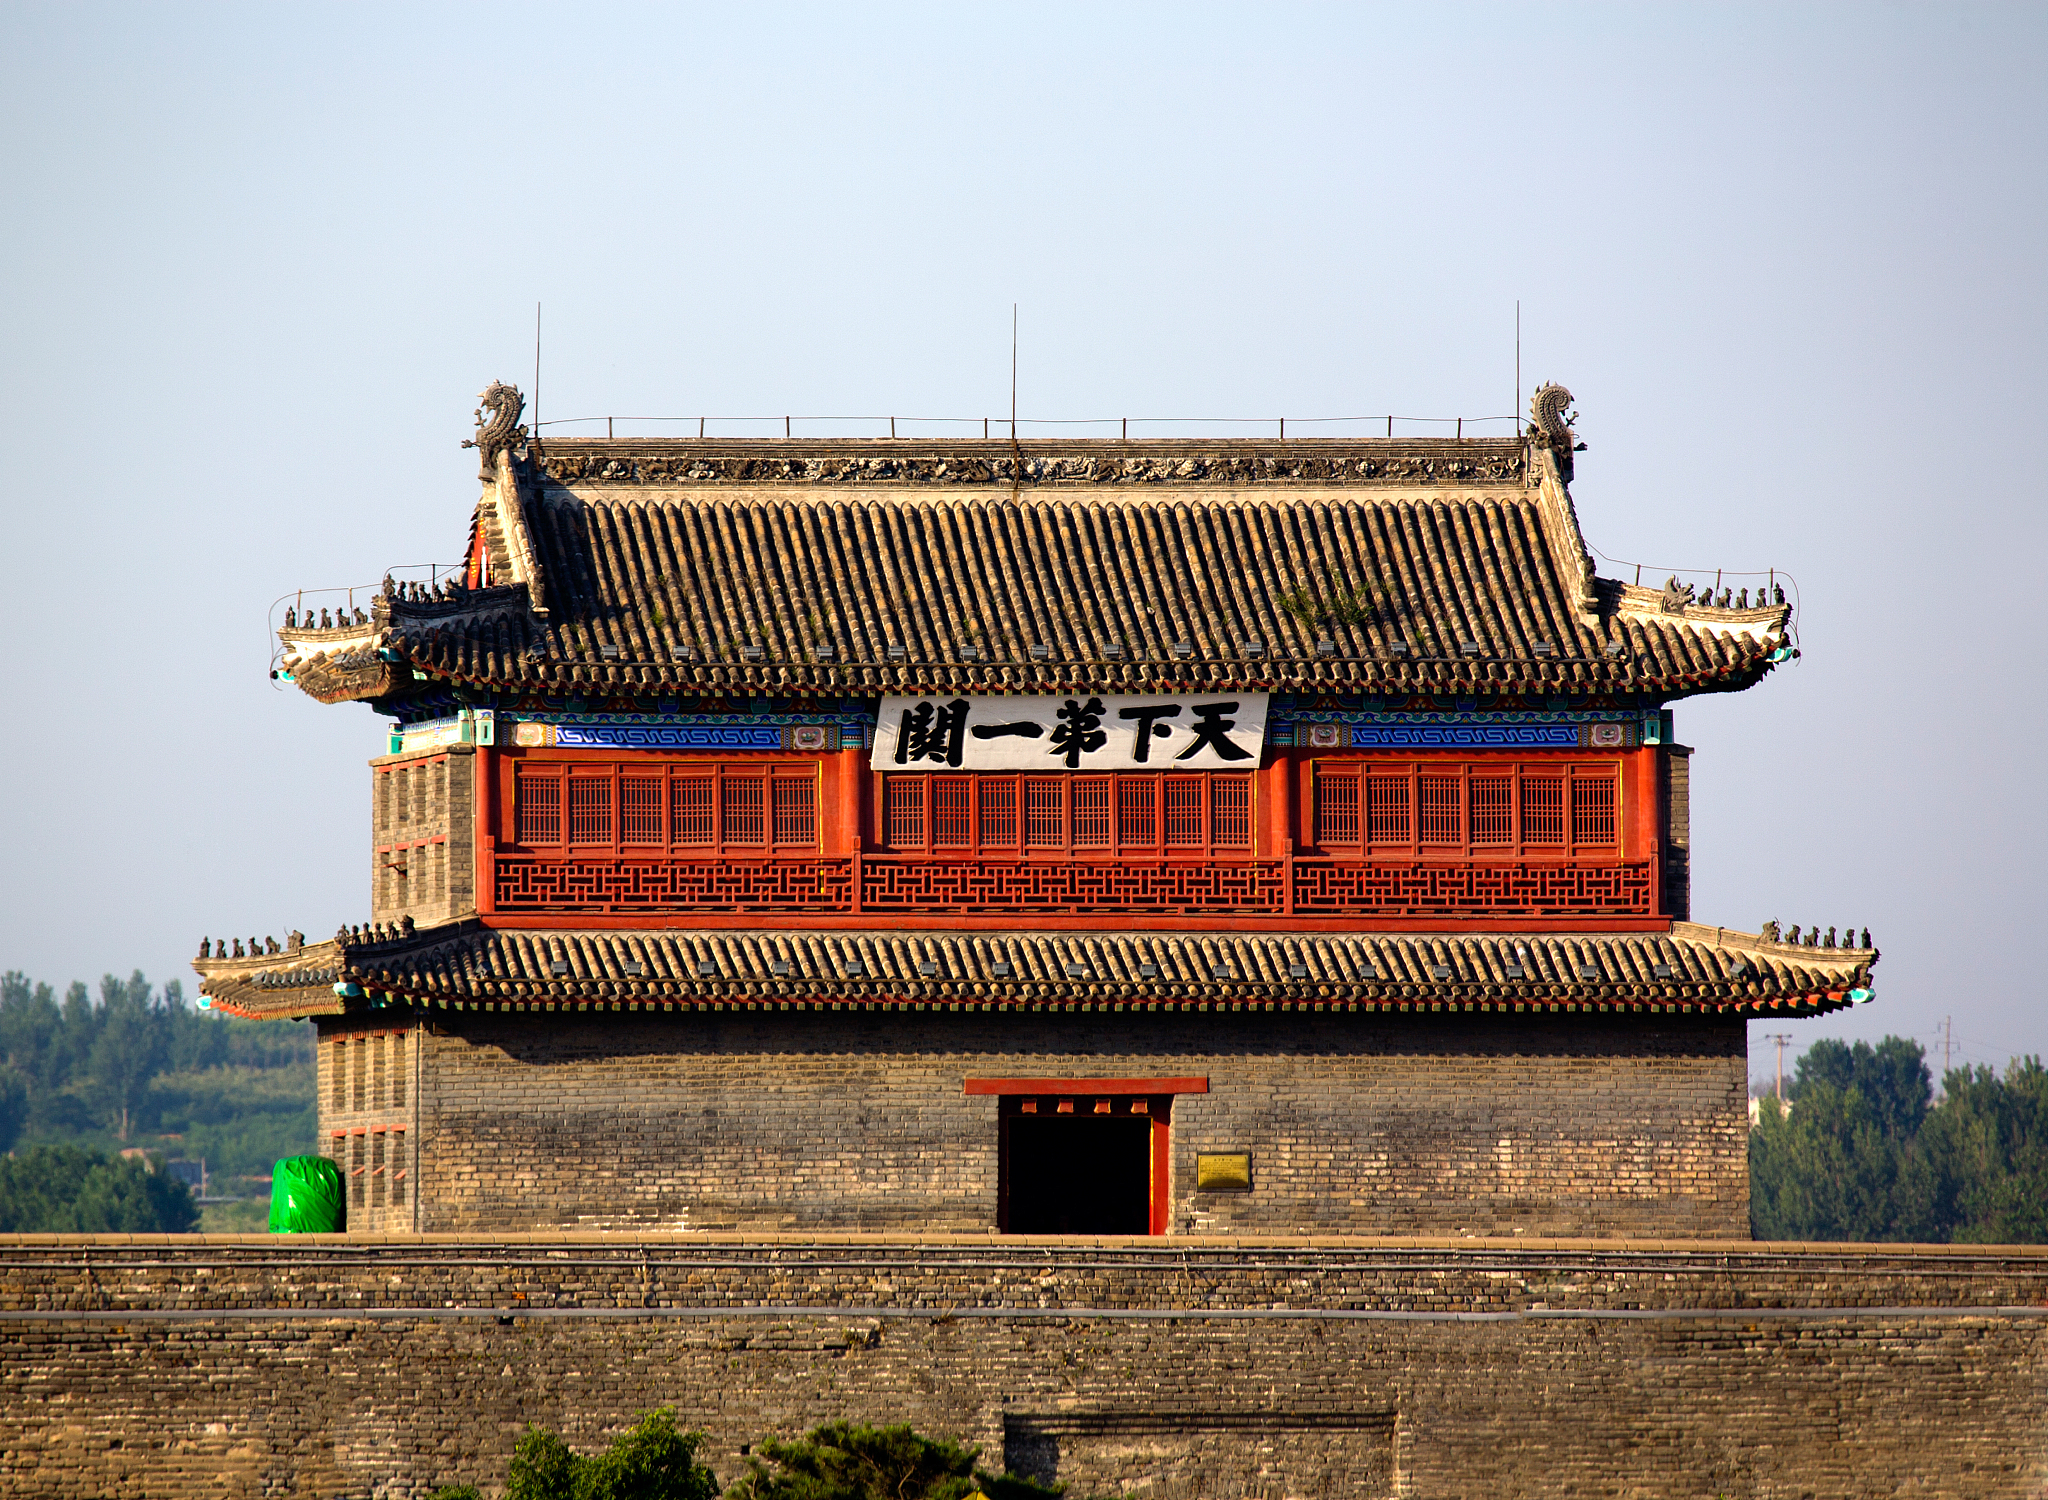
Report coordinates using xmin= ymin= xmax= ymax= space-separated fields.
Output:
xmin=289 ymin=655 xmax=402 ymax=706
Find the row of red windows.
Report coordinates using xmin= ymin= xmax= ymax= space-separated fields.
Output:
xmin=882 ymin=773 xmax=1251 ymax=854
xmin=1313 ymin=763 xmax=1616 ymax=851
xmin=514 ymin=765 xmax=818 ymax=850
xmin=506 ymin=758 xmax=1623 ymax=858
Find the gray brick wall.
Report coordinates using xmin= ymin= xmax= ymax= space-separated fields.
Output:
xmin=317 ymin=1023 xmax=419 ymax=1232
xmin=1663 ymin=743 xmax=1692 ymax=921
xmin=0 ymin=1239 xmax=2041 ymax=1499
xmin=382 ymin=1011 xmax=1750 ymax=1237
xmin=368 ymin=744 xmax=475 ymax=926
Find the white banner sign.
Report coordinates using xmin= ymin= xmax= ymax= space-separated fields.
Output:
xmin=875 ymin=694 xmax=1269 ymax=772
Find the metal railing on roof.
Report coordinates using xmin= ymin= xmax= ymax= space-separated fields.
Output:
xmin=533 ymin=414 xmax=1524 ymax=441
xmin=266 ymin=563 xmax=463 ymax=687
xmin=1586 ymin=547 xmax=1805 ymax=646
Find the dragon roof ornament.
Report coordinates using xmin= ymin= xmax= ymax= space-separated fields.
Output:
xmin=1529 ymin=383 xmax=1584 ymax=484
xmin=462 ymin=381 xmax=528 ymax=482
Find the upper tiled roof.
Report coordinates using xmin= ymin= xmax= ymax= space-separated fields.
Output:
xmin=277 ymin=430 xmax=1791 ymax=705
xmin=196 ymin=920 xmax=1873 ymax=1021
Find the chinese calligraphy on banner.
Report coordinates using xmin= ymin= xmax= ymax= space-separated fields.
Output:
xmin=876 ymin=694 xmax=1269 ymax=771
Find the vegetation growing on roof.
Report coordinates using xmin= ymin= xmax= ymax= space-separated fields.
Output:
xmin=1274 ymin=580 xmax=1384 ymax=630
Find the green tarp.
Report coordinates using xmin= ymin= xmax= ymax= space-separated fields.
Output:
xmin=268 ymin=1155 xmax=345 ymax=1233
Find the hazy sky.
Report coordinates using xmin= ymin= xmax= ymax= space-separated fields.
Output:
xmin=2 ymin=4 xmax=2042 ymax=1084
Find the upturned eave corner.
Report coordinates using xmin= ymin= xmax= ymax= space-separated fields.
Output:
xmin=192 ymin=935 xmax=347 ymax=1020
xmin=1524 ymin=385 xmax=1794 ymax=682
xmin=1670 ymin=918 xmax=1878 ymax=1011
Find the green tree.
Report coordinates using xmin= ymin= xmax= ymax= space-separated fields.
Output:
xmin=727 ymin=1421 xmax=1062 ymax=1500
xmin=508 ymin=1427 xmax=581 ymax=1500
xmin=89 ymin=971 xmax=160 ymax=1139
xmin=0 ymin=1144 xmax=199 ymax=1232
xmin=0 ymin=972 xmax=64 ymax=1092
xmin=0 ymin=1064 xmax=28 ymax=1153
xmin=1751 ymin=1036 xmax=2048 ymax=1245
xmin=1913 ymin=1057 xmax=2048 ymax=1243
xmin=1750 ymin=1037 xmax=1935 ymax=1241
xmin=0 ymin=966 xmax=315 ymax=1178
xmin=506 ymin=1409 xmax=720 ymax=1500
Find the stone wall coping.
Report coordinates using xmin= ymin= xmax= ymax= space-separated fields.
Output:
xmin=3 ymin=1232 xmax=2044 ymax=1258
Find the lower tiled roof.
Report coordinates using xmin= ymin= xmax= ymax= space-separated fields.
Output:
xmin=195 ymin=920 xmax=1874 ymax=1020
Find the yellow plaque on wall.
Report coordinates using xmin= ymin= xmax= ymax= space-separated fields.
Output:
xmin=1196 ymin=1152 xmax=1251 ymax=1192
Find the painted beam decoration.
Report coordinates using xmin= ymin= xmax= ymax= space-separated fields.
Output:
xmin=877 ymin=694 xmax=1269 ymax=772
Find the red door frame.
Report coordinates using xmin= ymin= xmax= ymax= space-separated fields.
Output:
xmin=967 ymin=1076 xmax=1207 ymax=1235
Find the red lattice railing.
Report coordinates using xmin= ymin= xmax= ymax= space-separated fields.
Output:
xmin=1291 ymin=860 xmax=1654 ymax=916
xmin=493 ymin=858 xmax=853 ymax=912
xmin=491 ymin=856 xmax=1655 ymax=917
xmin=861 ymin=859 xmax=1286 ymax=915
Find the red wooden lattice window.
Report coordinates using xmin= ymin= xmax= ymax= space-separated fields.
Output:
xmin=517 ymin=776 xmax=561 ymax=845
xmin=1521 ymin=776 xmax=1564 ymax=845
xmin=512 ymin=761 xmax=818 ymax=856
xmin=882 ymin=772 xmax=1254 ymax=856
xmin=569 ymin=779 xmax=611 ymax=844
xmin=1313 ymin=760 xmax=1621 ymax=857
xmin=620 ymin=777 xmax=664 ymax=844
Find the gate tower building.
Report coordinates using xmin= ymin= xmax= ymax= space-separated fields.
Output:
xmin=197 ymin=382 xmax=1874 ymax=1236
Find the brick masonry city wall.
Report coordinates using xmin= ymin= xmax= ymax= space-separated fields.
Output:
xmin=0 ymin=1236 xmax=2042 ymax=1499
xmin=339 ymin=1010 xmax=1752 ymax=1238
xmin=369 ymin=745 xmax=475 ymax=930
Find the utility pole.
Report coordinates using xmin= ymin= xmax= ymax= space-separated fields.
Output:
xmin=1942 ymin=1016 xmax=1954 ymax=1090
xmin=1765 ymin=1033 xmax=1795 ymax=1105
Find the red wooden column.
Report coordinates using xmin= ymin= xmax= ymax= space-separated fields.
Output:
xmin=1149 ymin=1109 xmax=1172 ymax=1235
xmin=1627 ymin=745 xmax=1661 ymax=914
xmin=474 ymin=742 xmax=497 ymax=915
xmin=1264 ymin=750 xmax=1296 ymax=915
xmin=843 ymin=747 xmax=868 ymax=914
